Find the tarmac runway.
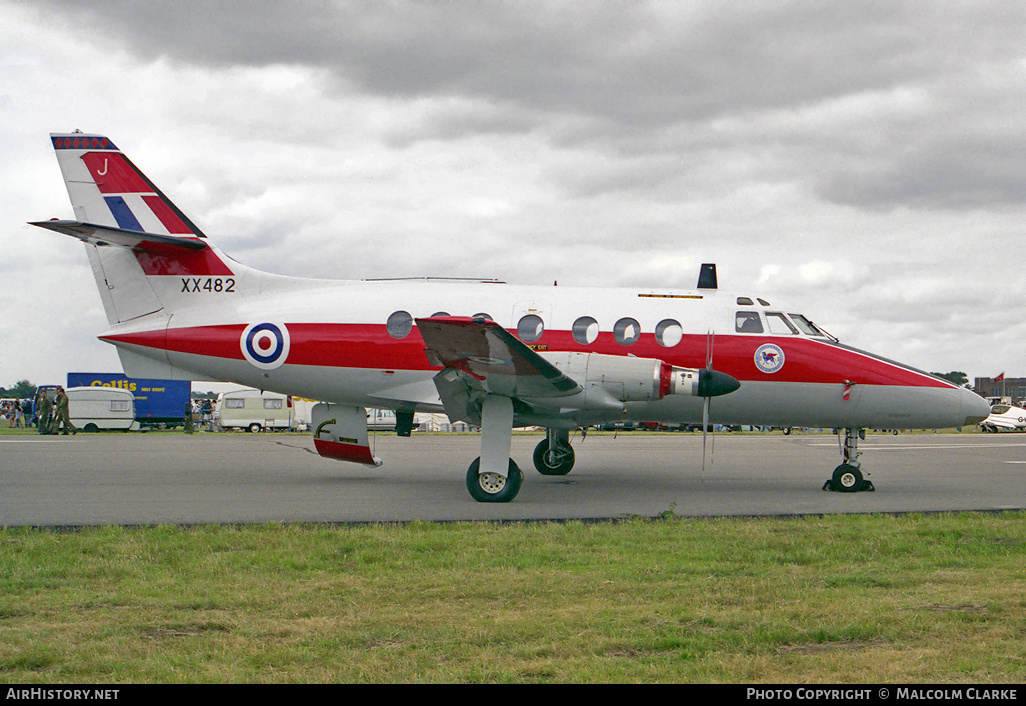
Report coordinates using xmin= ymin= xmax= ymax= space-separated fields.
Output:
xmin=1 ymin=430 xmax=1024 ymax=527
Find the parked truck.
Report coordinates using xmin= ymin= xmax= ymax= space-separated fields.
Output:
xmin=66 ymin=373 xmax=191 ymax=428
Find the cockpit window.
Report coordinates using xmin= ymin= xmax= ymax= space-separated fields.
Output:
xmin=789 ymin=313 xmax=824 ymax=336
xmin=737 ymin=297 xmax=753 ymax=305
xmin=766 ymin=312 xmax=798 ymax=335
xmin=992 ymin=404 xmax=1010 ymax=414
xmin=735 ymin=311 xmax=764 ymax=333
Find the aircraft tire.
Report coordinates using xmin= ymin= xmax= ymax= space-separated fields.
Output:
xmin=831 ymin=463 xmax=864 ymax=493
xmin=533 ymin=439 xmax=575 ymax=476
xmin=466 ymin=457 xmax=523 ymax=503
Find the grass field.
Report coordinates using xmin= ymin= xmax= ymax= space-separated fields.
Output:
xmin=1 ymin=512 xmax=1024 ymax=683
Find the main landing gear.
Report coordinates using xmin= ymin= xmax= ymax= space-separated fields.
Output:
xmin=464 ymin=396 xmax=579 ymax=502
xmin=466 ymin=457 xmax=523 ymax=503
xmin=533 ymin=428 xmax=576 ymax=476
xmin=465 ymin=395 xmax=524 ymax=503
xmin=823 ymin=427 xmax=875 ymax=492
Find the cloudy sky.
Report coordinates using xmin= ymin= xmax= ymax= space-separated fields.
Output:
xmin=2 ymin=0 xmax=1023 ymax=391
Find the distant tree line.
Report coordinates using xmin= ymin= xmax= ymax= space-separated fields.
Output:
xmin=0 ymin=380 xmax=36 ymax=398
xmin=932 ymin=371 xmax=969 ymax=386
xmin=1 ymin=379 xmax=222 ymax=400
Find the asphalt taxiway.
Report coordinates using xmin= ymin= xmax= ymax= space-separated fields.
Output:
xmin=1 ymin=431 xmax=1024 ymax=527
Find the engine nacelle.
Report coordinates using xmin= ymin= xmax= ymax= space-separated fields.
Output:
xmin=538 ymin=351 xmax=701 ymax=403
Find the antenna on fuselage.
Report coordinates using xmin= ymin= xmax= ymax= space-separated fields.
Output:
xmin=697 ymin=263 xmax=717 ymax=289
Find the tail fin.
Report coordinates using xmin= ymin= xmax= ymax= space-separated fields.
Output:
xmin=48 ymin=132 xmax=205 ymax=236
xmin=33 ymin=131 xmax=235 ymax=325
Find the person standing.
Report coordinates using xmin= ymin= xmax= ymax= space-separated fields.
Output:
xmin=54 ymin=387 xmax=77 ymax=436
xmin=35 ymin=389 xmax=52 ymax=435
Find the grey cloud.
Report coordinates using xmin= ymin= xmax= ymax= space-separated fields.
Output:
xmin=36 ymin=1 xmax=1008 ymax=124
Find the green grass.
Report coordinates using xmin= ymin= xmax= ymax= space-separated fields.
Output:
xmin=1 ymin=513 xmax=1024 ymax=683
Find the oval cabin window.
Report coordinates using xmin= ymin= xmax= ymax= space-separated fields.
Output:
xmin=517 ymin=314 xmax=544 ymax=343
xmin=572 ymin=316 xmax=599 ymax=345
xmin=613 ymin=317 xmax=641 ymax=346
xmin=386 ymin=310 xmax=414 ymax=339
xmin=655 ymin=319 xmax=683 ymax=347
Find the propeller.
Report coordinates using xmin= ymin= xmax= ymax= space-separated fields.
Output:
xmin=701 ymin=330 xmax=713 ymax=479
xmin=696 ymin=329 xmax=741 ymax=479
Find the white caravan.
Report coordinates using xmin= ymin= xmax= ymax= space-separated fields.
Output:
xmin=214 ymin=389 xmax=296 ymax=432
xmin=66 ymin=386 xmax=140 ymax=432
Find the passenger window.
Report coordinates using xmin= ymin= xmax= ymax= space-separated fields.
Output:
xmin=386 ymin=310 xmax=413 ymax=339
xmin=766 ymin=312 xmax=798 ymax=335
xmin=572 ymin=316 xmax=599 ymax=345
xmin=431 ymin=311 xmax=450 ymax=318
xmin=517 ymin=314 xmax=544 ymax=343
xmin=614 ymin=317 xmax=641 ymax=346
xmin=735 ymin=312 xmax=764 ymax=333
xmin=655 ymin=319 xmax=683 ymax=347
xmin=472 ymin=313 xmax=492 ymax=321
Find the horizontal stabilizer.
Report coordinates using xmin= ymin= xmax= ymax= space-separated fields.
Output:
xmin=29 ymin=220 xmax=207 ymax=251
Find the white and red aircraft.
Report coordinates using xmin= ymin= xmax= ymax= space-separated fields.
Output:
xmin=980 ymin=403 xmax=1026 ymax=432
xmin=32 ymin=132 xmax=990 ymax=502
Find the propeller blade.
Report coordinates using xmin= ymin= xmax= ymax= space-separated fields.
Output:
xmin=701 ymin=329 xmax=713 ymax=480
xmin=701 ymin=395 xmax=709 ymax=480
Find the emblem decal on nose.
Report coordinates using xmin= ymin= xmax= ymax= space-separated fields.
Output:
xmin=241 ymin=322 xmax=291 ymax=370
xmin=754 ymin=343 xmax=785 ymax=374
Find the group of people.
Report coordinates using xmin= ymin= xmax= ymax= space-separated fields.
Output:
xmin=33 ymin=386 xmax=77 ymax=435
xmin=1 ymin=399 xmax=26 ymax=428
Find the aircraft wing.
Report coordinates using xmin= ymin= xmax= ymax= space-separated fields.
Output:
xmin=416 ymin=317 xmax=582 ymax=421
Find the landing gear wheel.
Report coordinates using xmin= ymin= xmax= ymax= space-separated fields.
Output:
xmin=466 ymin=457 xmax=523 ymax=503
xmin=829 ymin=463 xmax=865 ymax=492
xmin=533 ymin=439 xmax=575 ymax=476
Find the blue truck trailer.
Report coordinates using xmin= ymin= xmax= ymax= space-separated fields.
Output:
xmin=66 ymin=373 xmax=191 ymax=427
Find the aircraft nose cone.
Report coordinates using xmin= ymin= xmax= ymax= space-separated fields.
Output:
xmin=962 ymin=388 xmax=991 ymax=426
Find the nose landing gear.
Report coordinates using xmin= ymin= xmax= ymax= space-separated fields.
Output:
xmin=823 ymin=427 xmax=875 ymax=492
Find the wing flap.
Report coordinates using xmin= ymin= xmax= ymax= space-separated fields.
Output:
xmin=416 ymin=316 xmax=582 ymax=401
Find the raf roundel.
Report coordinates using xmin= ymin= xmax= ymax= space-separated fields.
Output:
xmin=754 ymin=343 xmax=785 ymax=374
xmin=241 ymin=322 xmax=291 ymax=370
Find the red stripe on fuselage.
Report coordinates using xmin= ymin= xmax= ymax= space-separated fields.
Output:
xmin=101 ymin=323 xmax=953 ymax=389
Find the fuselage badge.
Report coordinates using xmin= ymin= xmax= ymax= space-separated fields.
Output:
xmin=754 ymin=343 xmax=785 ymax=374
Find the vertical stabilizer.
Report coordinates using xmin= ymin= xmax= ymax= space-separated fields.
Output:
xmin=44 ymin=132 xmax=230 ymax=326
